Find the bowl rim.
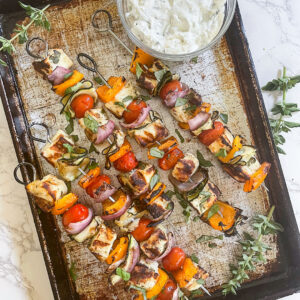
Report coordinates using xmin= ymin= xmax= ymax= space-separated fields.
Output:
xmin=116 ymin=0 xmax=237 ymax=61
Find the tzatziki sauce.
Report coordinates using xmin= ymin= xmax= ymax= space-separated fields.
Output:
xmin=125 ymin=0 xmax=226 ymax=54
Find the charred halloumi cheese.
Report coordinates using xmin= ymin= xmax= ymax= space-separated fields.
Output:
xmin=184 ymin=261 xmax=209 ymax=292
xmin=208 ymin=127 xmax=234 ymax=155
xmin=89 ymin=223 xmax=117 ymax=261
xmin=72 ymin=216 xmax=102 ymax=243
xmin=33 ymin=49 xmax=73 ymax=78
xmin=128 ymin=115 xmax=169 ymax=147
xmin=105 ymin=81 xmax=138 ymax=118
xmin=129 ymin=257 xmax=159 ymax=290
xmin=140 ymin=227 xmax=168 ymax=260
xmin=170 ymin=103 xmax=193 ymax=123
xmin=189 ymin=181 xmax=221 ymax=216
xmin=172 ymin=153 xmax=199 ymax=182
xmin=147 ymin=194 xmax=173 ymax=221
xmin=78 ymin=108 xmax=109 ymax=143
xmin=115 ymin=205 xmax=147 ymax=232
xmin=26 ymin=174 xmax=67 ymax=212
xmin=57 ymin=157 xmax=90 ymax=182
xmin=41 ymin=130 xmax=74 ymax=167
xmin=117 ymin=163 xmax=156 ymax=196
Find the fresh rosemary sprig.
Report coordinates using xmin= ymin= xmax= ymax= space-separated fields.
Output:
xmin=262 ymin=67 xmax=300 ymax=154
xmin=222 ymin=206 xmax=283 ymax=295
xmin=0 ymin=2 xmax=51 ymax=67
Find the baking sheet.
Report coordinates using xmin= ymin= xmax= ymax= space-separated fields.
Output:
xmin=1 ymin=0 xmax=300 ymax=299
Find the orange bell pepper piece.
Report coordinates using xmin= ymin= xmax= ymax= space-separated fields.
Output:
xmin=108 ymin=139 xmax=132 ymax=163
xmin=173 ymin=258 xmax=198 ymax=288
xmin=96 ymin=76 xmax=126 ymax=103
xmin=102 ymin=190 xmax=127 ymax=215
xmin=146 ymin=269 xmax=169 ymax=299
xmin=106 ymin=236 xmax=129 ymax=265
xmin=147 ymin=136 xmax=178 ymax=159
xmin=130 ymin=47 xmax=155 ymax=74
xmin=78 ymin=167 xmax=101 ymax=189
xmin=200 ymin=102 xmax=211 ymax=113
xmin=51 ymin=193 xmax=78 ymax=215
xmin=202 ymin=201 xmax=236 ymax=232
xmin=219 ymin=136 xmax=242 ymax=163
xmin=143 ymin=182 xmax=166 ymax=205
xmin=53 ymin=70 xmax=84 ymax=96
xmin=243 ymin=162 xmax=271 ymax=192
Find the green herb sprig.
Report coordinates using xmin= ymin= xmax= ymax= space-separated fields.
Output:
xmin=0 ymin=2 xmax=51 ymax=66
xmin=222 ymin=206 xmax=283 ymax=295
xmin=263 ymin=67 xmax=300 ymax=154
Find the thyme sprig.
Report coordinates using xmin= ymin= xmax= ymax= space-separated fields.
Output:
xmin=222 ymin=206 xmax=283 ymax=295
xmin=263 ymin=67 xmax=300 ymax=154
xmin=0 ymin=2 xmax=51 ymax=66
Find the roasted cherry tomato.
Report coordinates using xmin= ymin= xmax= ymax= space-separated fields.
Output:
xmin=198 ymin=121 xmax=224 ymax=146
xmin=158 ymin=148 xmax=184 ymax=170
xmin=85 ymin=175 xmax=111 ymax=198
xmin=113 ymin=151 xmax=138 ymax=172
xmin=156 ymin=279 xmax=177 ymax=300
xmin=123 ymin=100 xmax=147 ymax=124
xmin=70 ymin=94 xmax=94 ymax=118
xmin=62 ymin=203 xmax=89 ymax=227
xmin=159 ymin=80 xmax=182 ymax=100
xmin=131 ymin=218 xmax=154 ymax=242
xmin=162 ymin=247 xmax=186 ymax=272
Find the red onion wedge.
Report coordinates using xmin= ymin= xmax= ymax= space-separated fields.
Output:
xmin=64 ymin=208 xmax=93 ymax=235
xmin=120 ymin=105 xmax=151 ymax=128
xmin=188 ymin=112 xmax=210 ymax=131
xmin=48 ymin=66 xmax=72 ymax=85
xmin=125 ymin=236 xmax=140 ymax=273
xmin=172 ymin=285 xmax=180 ymax=300
xmin=95 ymin=120 xmax=115 ymax=145
xmin=92 ymin=182 xmax=116 ymax=203
xmin=101 ymin=195 xmax=132 ymax=221
xmin=164 ymin=83 xmax=189 ymax=108
xmin=106 ymin=257 xmax=125 ymax=273
xmin=153 ymin=232 xmax=174 ymax=261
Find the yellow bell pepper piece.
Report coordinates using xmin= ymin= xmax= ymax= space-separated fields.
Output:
xmin=219 ymin=136 xmax=242 ymax=163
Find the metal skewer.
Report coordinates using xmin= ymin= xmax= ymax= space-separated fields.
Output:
xmin=91 ymin=10 xmax=133 ymax=56
xmin=25 ymin=37 xmax=49 ymax=60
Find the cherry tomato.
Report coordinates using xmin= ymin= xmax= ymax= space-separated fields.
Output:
xmin=131 ymin=218 xmax=154 ymax=242
xmin=156 ymin=279 xmax=177 ymax=300
xmin=158 ymin=148 xmax=184 ymax=170
xmin=62 ymin=204 xmax=89 ymax=227
xmin=113 ymin=151 xmax=138 ymax=172
xmin=159 ymin=80 xmax=182 ymax=100
xmin=123 ymin=100 xmax=147 ymax=124
xmin=162 ymin=247 xmax=186 ymax=272
xmin=70 ymin=94 xmax=94 ymax=118
xmin=198 ymin=121 xmax=224 ymax=146
xmin=85 ymin=175 xmax=111 ymax=198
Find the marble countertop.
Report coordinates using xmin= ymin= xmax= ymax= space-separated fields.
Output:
xmin=0 ymin=0 xmax=299 ymax=299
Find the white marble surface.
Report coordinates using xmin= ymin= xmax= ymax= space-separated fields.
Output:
xmin=0 ymin=0 xmax=299 ymax=299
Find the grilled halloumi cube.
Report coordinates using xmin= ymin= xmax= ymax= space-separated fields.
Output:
xmin=33 ymin=49 xmax=73 ymax=77
xmin=140 ymin=227 xmax=168 ymax=260
xmin=184 ymin=262 xmax=209 ymax=292
xmin=115 ymin=205 xmax=147 ymax=232
xmin=129 ymin=257 xmax=159 ymax=290
xmin=26 ymin=174 xmax=67 ymax=212
xmin=89 ymin=223 xmax=117 ymax=261
xmin=170 ymin=103 xmax=192 ymax=123
xmin=172 ymin=153 xmax=199 ymax=182
xmin=147 ymin=194 xmax=173 ymax=221
xmin=78 ymin=108 xmax=109 ymax=142
xmin=72 ymin=216 xmax=102 ymax=243
xmin=208 ymin=127 xmax=234 ymax=155
xmin=41 ymin=130 xmax=74 ymax=167
xmin=105 ymin=82 xmax=138 ymax=118
xmin=128 ymin=115 xmax=169 ymax=147
xmin=189 ymin=181 xmax=221 ymax=216
xmin=117 ymin=163 xmax=156 ymax=196
xmin=57 ymin=157 xmax=90 ymax=182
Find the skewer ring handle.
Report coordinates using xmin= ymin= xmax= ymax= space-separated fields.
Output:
xmin=14 ymin=162 xmax=37 ymax=185
xmin=25 ymin=37 xmax=49 ymax=60
xmin=91 ymin=9 xmax=113 ymax=32
xmin=29 ymin=122 xmax=51 ymax=144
